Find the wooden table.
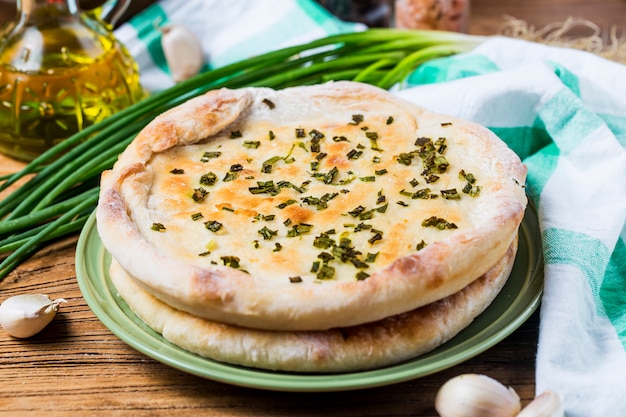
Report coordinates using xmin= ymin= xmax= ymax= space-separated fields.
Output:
xmin=1 ymin=1 xmax=624 ymax=416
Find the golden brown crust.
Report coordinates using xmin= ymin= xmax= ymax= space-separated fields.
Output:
xmin=109 ymin=237 xmax=517 ymax=373
xmin=96 ymin=81 xmax=527 ymax=331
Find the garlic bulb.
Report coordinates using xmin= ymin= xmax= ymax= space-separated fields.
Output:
xmin=0 ymin=294 xmax=67 ymax=338
xmin=435 ymin=373 xmax=521 ymax=417
xmin=160 ymin=24 xmax=204 ymax=82
xmin=517 ymin=390 xmax=564 ymax=417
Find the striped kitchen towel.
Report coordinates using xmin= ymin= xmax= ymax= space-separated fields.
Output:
xmin=398 ymin=37 xmax=626 ymax=416
xmin=114 ymin=2 xmax=626 ymax=414
xmin=113 ymin=0 xmax=364 ymax=92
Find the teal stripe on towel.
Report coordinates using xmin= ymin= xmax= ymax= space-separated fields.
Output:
xmin=129 ymin=4 xmax=170 ymax=74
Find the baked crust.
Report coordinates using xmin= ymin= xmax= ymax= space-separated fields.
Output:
xmin=96 ymin=81 xmax=527 ymax=331
xmin=109 ymin=236 xmax=517 ymax=373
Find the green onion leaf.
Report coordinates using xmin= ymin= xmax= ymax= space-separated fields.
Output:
xmin=151 ymin=223 xmax=166 ymax=232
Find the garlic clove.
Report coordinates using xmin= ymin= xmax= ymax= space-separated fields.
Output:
xmin=517 ymin=390 xmax=564 ymax=417
xmin=160 ymin=24 xmax=204 ymax=82
xmin=0 ymin=294 xmax=67 ymax=338
xmin=435 ymin=373 xmax=521 ymax=417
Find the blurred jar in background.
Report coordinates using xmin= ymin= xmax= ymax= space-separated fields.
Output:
xmin=316 ymin=0 xmax=469 ymax=32
xmin=394 ymin=0 xmax=469 ymax=32
xmin=316 ymin=0 xmax=393 ymax=27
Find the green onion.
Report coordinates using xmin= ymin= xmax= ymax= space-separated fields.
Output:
xmin=198 ymin=172 xmax=217 ymax=187
xmin=0 ymin=194 xmax=97 ymax=279
xmin=422 ymin=216 xmax=458 ymax=230
xmin=151 ymin=222 xmax=167 ymax=232
xmin=192 ymin=187 xmax=209 ymax=202
xmin=205 ymin=220 xmax=223 ymax=232
xmin=221 ymin=256 xmax=241 ymax=269
xmin=0 ymin=29 xmax=482 ymax=281
xmin=258 ymin=226 xmax=278 ymax=240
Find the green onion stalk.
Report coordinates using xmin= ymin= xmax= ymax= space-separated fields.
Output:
xmin=0 ymin=28 xmax=483 ymax=281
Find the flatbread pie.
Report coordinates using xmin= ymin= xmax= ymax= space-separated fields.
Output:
xmin=109 ymin=236 xmax=517 ymax=373
xmin=96 ymin=81 xmax=527 ymax=332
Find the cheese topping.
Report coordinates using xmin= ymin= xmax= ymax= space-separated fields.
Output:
xmin=98 ymin=82 xmax=527 ymax=330
xmin=140 ymin=105 xmax=483 ymax=285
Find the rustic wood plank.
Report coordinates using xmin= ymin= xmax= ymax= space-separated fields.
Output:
xmin=0 ymin=101 xmax=539 ymax=415
xmin=0 ymin=229 xmax=539 ymax=416
xmin=0 ymin=239 xmax=540 ymax=417
xmin=0 ymin=101 xmax=536 ymax=416
xmin=470 ymin=0 xmax=626 ymax=35
xmin=0 ymin=181 xmax=539 ymax=415
xmin=5 ymin=0 xmax=622 ymax=413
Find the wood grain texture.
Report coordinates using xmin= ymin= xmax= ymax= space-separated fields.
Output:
xmin=470 ymin=0 xmax=626 ymax=36
xmin=0 ymin=163 xmax=538 ymax=416
xmin=2 ymin=0 xmax=623 ymax=414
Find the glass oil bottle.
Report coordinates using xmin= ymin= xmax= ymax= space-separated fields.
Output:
xmin=0 ymin=0 xmax=144 ymax=161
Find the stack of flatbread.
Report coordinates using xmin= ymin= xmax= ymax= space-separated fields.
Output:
xmin=96 ymin=81 xmax=527 ymax=373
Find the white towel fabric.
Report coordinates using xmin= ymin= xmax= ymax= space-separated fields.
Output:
xmin=114 ymin=2 xmax=626 ymax=415
xmin=114 ymin=0 xmax=363 ymax=92
xmin=398 ymin=37 xmax=626 ymax=417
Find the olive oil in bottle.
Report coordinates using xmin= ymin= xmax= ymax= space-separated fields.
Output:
xmin=0 ymin=0 xmax=144 ymax=161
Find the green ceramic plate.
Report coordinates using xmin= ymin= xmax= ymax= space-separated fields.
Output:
xmin=75 ymin=207 xmax=543 ymax=392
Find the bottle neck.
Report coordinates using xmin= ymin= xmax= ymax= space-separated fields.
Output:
xmin=18 ymin=0 xmax=80 ymax=21
xmin=3 ymin=0 xmax=112 ymax=71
